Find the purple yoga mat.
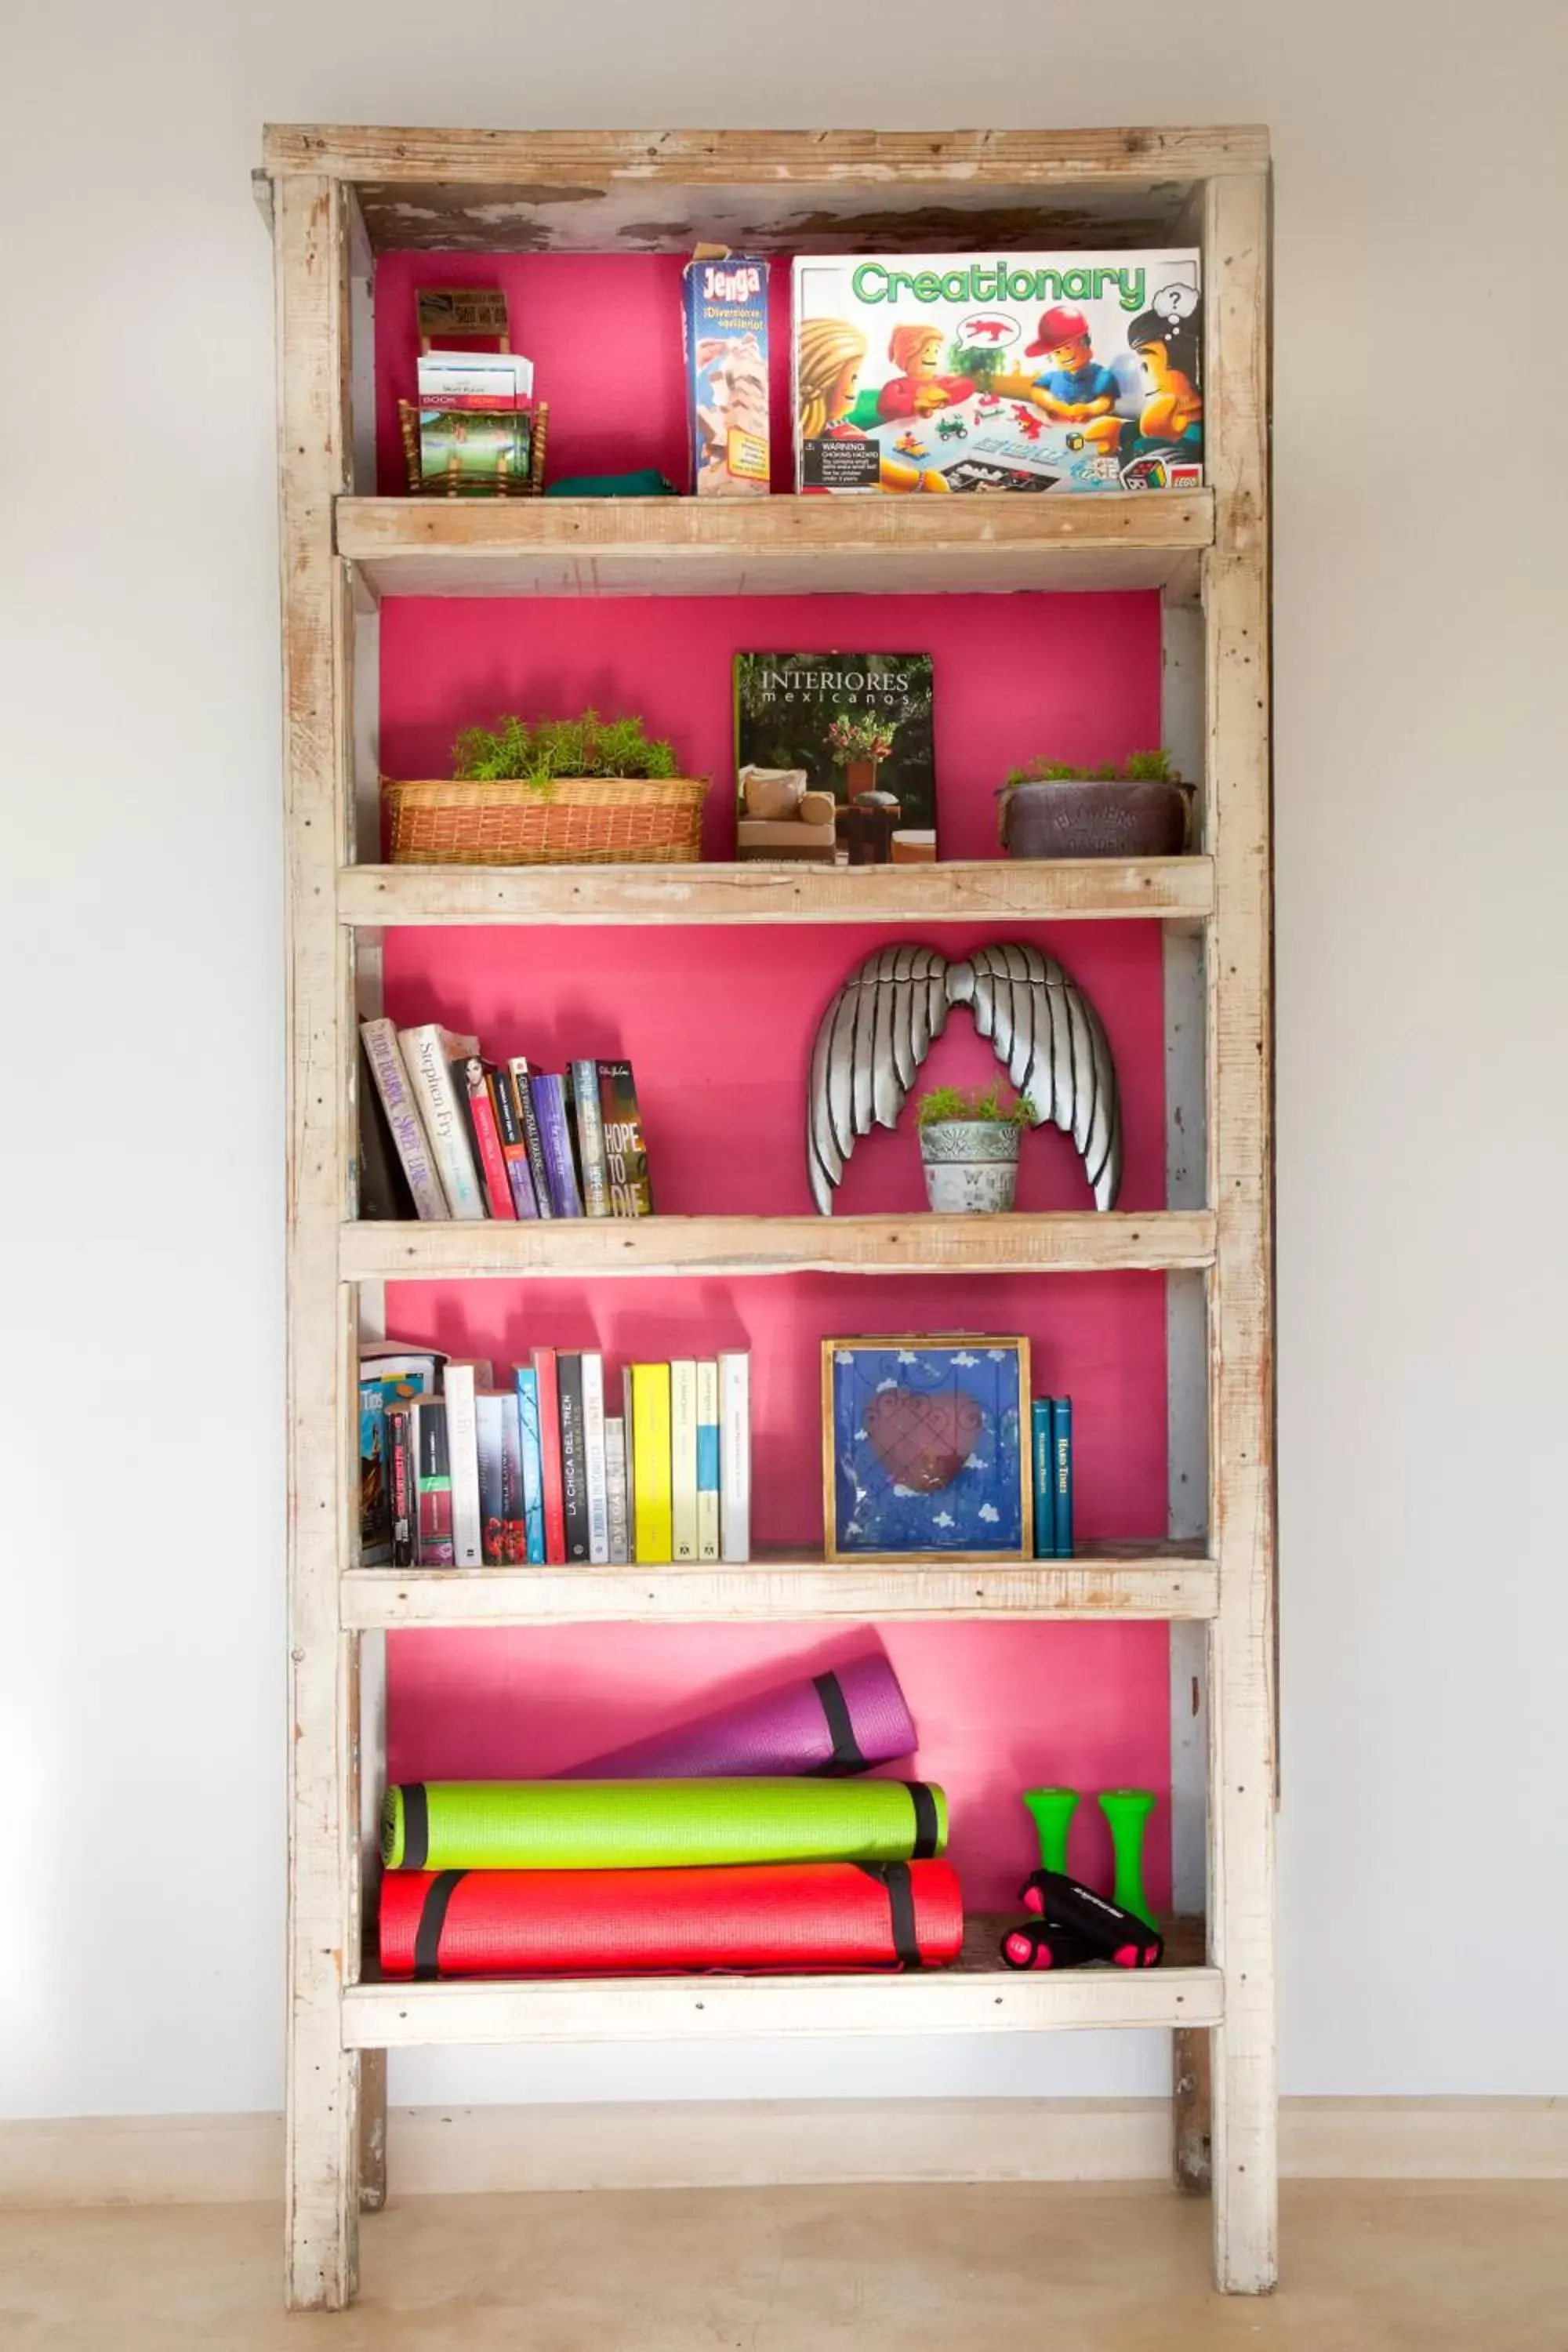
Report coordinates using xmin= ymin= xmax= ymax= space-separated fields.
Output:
xmin=560 ymin=1653 xmax=917 ymax=1780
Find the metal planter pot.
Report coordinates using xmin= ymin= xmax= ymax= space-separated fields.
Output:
xmin=918 ymin=1121 xmax=1021 ymax=1214
xmin=996 ymin=777 xmax=1194 ymax=859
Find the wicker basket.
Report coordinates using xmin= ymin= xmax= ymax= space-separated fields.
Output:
xmin=384 ymin=774 xmax=710 ymax=866
xmin=398 ymin=400 xmax=549 ymax=498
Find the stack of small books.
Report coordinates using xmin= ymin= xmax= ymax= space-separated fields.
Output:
xmin=360 ymin=1341 xmax=751 ymax=1570
xmin=360 ymin=1018 xmax=651 ymax=1221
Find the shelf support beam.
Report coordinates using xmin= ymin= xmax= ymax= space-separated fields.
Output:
xmin=1202 ymin=165 xmax=1277 ymax=2293
xmin=275 ymin=169 xmax=365 ymax=2312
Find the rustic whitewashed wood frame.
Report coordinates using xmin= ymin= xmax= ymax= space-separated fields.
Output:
xmin=262 ymin=124 xmax=1272 ymax=2310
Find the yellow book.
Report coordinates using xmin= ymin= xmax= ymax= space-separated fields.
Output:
xmin=630 ymin=1362 xmax=673 ymax=1564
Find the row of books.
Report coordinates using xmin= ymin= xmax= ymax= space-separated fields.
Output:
xmin=361 ymin=1341 xmax=751 ymax=1569
xmin=360 ymin=1017 xmax=652 ymax=1224
xmin=1031 ymin=1396 xmax=1075 ymax=1560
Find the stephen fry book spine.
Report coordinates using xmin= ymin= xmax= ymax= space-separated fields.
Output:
xmin=557 ymin=1351 xmax=590 ymax=1563
xmin=508 ymin=1058 xmax=556 ymax=1218
xmin=413 ymin=1398 xmax=453 ymax=1566
xmin=397 ymin=1025 xmax=486 ymax=1219
xmin=489 ymin=1067 xmax=539 ymax=1218
xmin=529 ymin=1073 xmax=585 ymax=1217
xmin=530 ymin=1347 xmax=568 ymax=1565
xmin=359 ymin=1017 xmax=445 ymax=1221
xmin=598 ymin=1060 xmax=653 ymax=1217
xmin=568 ymin=1060 xmax=612 ymax=1218
xmin=514 ymin=1364 xmax=547 ymax=1564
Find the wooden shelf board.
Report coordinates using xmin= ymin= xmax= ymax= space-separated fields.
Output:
xmin=262 ymin=125 xmax=1269 ymax=254
xmin=342 ymin=1915 xmax=1217 ymax=2048
xmin=336 ymin=494 xmax=1211 ymax=602
xmin=343 ymin=1545 xmax=1218 ymax=1628
xmin=341 ymin=1211 xmax=1216 ymax=1283
xmin=339 ymin=858 xmax=1214 ymax=930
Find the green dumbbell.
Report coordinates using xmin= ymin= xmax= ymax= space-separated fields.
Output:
xmin=1021 ymin=1786 xmax=1079 ymax=1876
xmin=1097 ymin=1788 xmax=1158 ymax=1929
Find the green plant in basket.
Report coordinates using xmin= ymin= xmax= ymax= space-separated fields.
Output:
xmin=1004 ymin=747 xmax=1178 ymax=787
xmin=916 ymin=1080 xmax=1035 ymax=1131
xmin=452 ymin=709 xmax=680 ymax=800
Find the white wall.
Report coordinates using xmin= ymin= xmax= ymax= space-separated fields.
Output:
xmin=3 ymin=0 xmax=1564 ymax=2122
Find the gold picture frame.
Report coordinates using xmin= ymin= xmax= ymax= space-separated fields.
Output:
xmin=821 ymin=1334 xmax=1033 ymax=1563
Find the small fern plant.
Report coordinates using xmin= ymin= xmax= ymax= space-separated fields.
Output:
xmin=1004 ymin=748 xmax=1178 ymax=786
xmin=916 ymin=1081 xmax=1034 ymax=1131
xmin=452 ymin=710 xmax=680 ymax=800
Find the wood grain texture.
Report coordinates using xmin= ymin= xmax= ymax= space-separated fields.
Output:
xmin=339 ymin=1212 xmax=1217 ymax=1283
xmin=275 ymin=173 xmax=362 ymax=2311
xmin=337 ymin=492 xmax=1213 ymax=601
xmin=341 ymin=1547 xmax=1218 ymax=1629
xmin=339 ymin=858 xmax=1215 ymax=930
xmin=1200 ymin=169 xmax=1276 ymax=2294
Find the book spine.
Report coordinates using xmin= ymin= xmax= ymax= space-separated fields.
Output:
xmin=443 ymin=1363 xmax=483 ymax=1568
xmin=580 ymin=1351 xmax=610 ymax=1564
xmin=557 ymin=1352 xmax=589 ymax=1563
xmin=475 ymin=1392 xmax=507 ymax=1565
xmin=414 ymin=1399 xmax=453 ymax=1566
xmin=604 ymin=1416 xmax=630 ymax=1564
xmin=399 ymin=1025 xmax=485 ymax=1218
xmin=388 ymin=1401 xmax=415 ymax=1567
xmin=531 ymin=1348 xmax=566 ymax=1565
xmin=360 ymin=1018 xmax=445 ymax=1220
xmin=717 ymin=1351 xmax=751 ymax=1564
xmin=509 ymin=1059 xmax=555 ymax=1219
xmin=514 ymin=1366 xmax=546 ymax=1565
xmin=1032 ymin=1399 xmax=1055 ymax=1560
xmin=496 ymin=1390 xmax=526 ymax=1563
xmin=598 ymin=1059 xmax=653 ymax=1217
xmin=465 ymin=1065 xmax=518 ymax=1221
xmin=490 ymin=1069 xmax=539 ymax=1219
xmin=568 ymin=1060 xmax=612 ymax=1218
xmin=530 ymin=1074 xmax=584 ymax=1217
xmin=359 ymin=1377 xmax=393 ymax=1565
xmin=1052 ymin=1396 xmax=1074 ymax=1562
xmin=621 ymin=1367 xmax=637 ymax=1551
xmin=630 ymin=1363 xmax=673 ymax=1565
xmin=695 ymin=1359 xmax=720 ymax=1563
xmin=670 ymin=1359 xmax=699 ymax=1563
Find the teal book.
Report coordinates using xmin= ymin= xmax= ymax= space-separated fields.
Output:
xmin=513 ymin=1365 xmax=546 ymax=1565
xmin=1051 ymin=1396 xmax=1074 ymax=1562
xmin=1032 ymin=1398 xmax=1055 ymax=1559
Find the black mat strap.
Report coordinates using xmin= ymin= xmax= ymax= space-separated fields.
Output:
xmin=807 ymin=1670 xmax=867 ymax=1776
xmin=850 ymin=1860 xmax=923 ymax=1970
xmin=401 ymin=1782 xmax=430 ymax=1871
xmin=906 ymin=1781 xmax=940 ymax=1860
xmin=413 ymin=1870 xmax=466 ymax=1980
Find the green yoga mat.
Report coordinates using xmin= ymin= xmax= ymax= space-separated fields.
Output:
xmin=380 ymin=1777 xmax=947 ymax=1873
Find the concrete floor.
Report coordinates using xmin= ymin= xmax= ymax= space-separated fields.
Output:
xmin=2 ymin=2181 xmax=1565 ymax=2349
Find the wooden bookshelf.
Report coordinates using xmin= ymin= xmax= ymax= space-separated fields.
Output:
xmin=341 ymin=1545 xmax=1219 ymax=1630
xmin=265 ymin=122 xmax=1274 ymax=2310
xmin=337 ymin=856 xmax=1217 ymax=929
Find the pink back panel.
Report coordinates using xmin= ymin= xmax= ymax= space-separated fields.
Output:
xmin=379 ymin=592 xmax=1163 ymax=866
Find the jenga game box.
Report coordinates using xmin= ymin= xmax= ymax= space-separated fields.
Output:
xmin=792 ymin=252 xmax=1203 ymax=494
xmin=683 ymin=249 xmax=771 ymax=495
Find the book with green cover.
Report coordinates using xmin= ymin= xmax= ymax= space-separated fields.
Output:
xmin=734 ymin=652 xmax=936 ymax=862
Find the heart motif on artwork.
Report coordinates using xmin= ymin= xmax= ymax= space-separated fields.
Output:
xmin=863 ymin=1386 xmax=985 ymax=1494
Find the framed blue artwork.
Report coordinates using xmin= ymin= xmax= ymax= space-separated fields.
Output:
xmin=822 ymin=1335 xmax=1032 ymax=1561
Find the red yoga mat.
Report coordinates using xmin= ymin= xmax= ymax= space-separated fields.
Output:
xmin=379 ymin=1859 xmax=964 ymax=1979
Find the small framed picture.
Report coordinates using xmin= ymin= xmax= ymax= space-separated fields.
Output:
xmin=822 ymin=1335 xmax=1032 ymax=1562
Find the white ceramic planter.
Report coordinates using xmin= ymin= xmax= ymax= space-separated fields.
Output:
xmin=918 ymin=1120 xmax=1022 ymax=1214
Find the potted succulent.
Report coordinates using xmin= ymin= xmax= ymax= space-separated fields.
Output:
xmin=915 ymin=1081 xmax=1034 ymax=1214
xmin=383 ymin=709 xmax=708 ymax=867
xmin=996 ymin=749 xmax=1193 ymax=860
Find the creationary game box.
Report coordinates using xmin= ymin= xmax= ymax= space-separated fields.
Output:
xmin=792 ymin=252 xmax=1203 ymax=494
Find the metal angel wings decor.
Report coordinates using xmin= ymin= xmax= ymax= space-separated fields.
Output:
xmin=807 ymin=942 xmax=1123 ymax=1214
